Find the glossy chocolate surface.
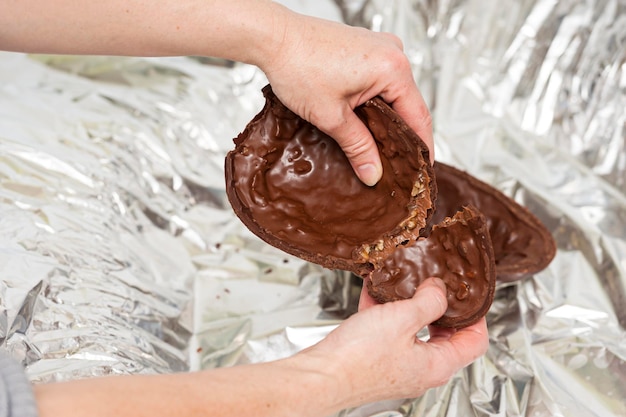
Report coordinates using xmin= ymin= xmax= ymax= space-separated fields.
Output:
xmin=432 ymin=162 xmax=556 ymax=282
xmin=367 ymin=205 xmax=495 ymax=328
xmin=225 ymin=85 xmax=434 ymax=274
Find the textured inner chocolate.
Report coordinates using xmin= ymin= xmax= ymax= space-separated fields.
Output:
xmin=367 ymin=205 xmax=495 ymax=328
xmin=225 ymin=86 xmax=501 ymax=329
xmin=431 ymin=162 xmax=556 ymax=281
xmin=225 ymin=85 xmax=434 ymax=274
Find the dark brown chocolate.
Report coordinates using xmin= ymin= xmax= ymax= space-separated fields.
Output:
xmin=225 ymin=85 xmax=435 ymax=276
xmin=225 ymin=85 xmax=501 ymax=329
xmin=432 ymin=162 xmax=556 ymax=282
xmin=366 ymin=205 xmax=496 ymax=328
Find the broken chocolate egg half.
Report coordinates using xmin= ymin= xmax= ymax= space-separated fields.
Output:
xmin=367 ymin=205 xmax=496 ymax=328
xmin=225 ymin=85 xmax=498 ymax=328
xmin=225 ymin=85 xmax=436 ymax=276
xmin=432 ymin=162 xmax=556 ymax=282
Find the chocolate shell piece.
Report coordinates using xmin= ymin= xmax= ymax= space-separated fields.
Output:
xmin=432 ymin=162 xmax=556 ymax=282
xmin=367 ymin=205 xmax=496 ymax=328
xmin=225 ymin=85 xmax=435 ymax=276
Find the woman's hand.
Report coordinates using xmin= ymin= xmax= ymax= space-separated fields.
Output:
xmin=260 ymin=9 xmax=434 ymax=186
xmin=296 ymin=278 xmax=488 ymax=408
xmin=1 ymin=0 xmax=433 ymax=186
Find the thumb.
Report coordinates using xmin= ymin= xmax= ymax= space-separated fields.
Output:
xmin=358 ymin=278 xmax=380 ymax=311
xmin=403 ymin=278 xmax=448 ymax=332
xmin=324 ymin=110 xmax=382 ymax=186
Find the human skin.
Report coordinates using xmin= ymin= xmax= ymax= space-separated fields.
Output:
xmin=34 ymin=279 xmax=488 ymax=417
xmin=0 ymin=0 xmax=433 ymax=185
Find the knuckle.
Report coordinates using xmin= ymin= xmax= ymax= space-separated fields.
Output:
xmin=340 ymin=134 xmax=374 ymax=160
xmin=382 ymin=32 xmax=404 ymax=50
xmin=316 ymin=109 xmax=375 ymax=162
xmin=379 ymin=49 xmax=411 ymax=74
xmin=310 ymin=106 xmax=346 ymax=133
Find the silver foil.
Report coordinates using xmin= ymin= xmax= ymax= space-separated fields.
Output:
xmin=0 ymin=0 xmax=624 ymax=416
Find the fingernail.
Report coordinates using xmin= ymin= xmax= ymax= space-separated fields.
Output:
xmin=357 ymin=163 xmax=382 ymax=186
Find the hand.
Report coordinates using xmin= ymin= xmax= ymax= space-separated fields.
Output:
xmin=259 ymin=9 xmax=434 ymax=186
xmin=298 ymin=278 xmax=488 ymax=407
xmin=0 ymin=0 xmax=432 ymax=187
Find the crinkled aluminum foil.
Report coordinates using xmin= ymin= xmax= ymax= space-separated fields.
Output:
xmin=1 ymin=0 xmax=625 ymax=416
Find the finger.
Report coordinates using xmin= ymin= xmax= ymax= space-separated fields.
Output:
xmin=412 ymin=318 xmax=488 ymax=389
xmin=428 ymin=315 xmax=488 ymax=342
xmin=427 ymin=325 xmax=456 ymax=342
xmin=380 ymin=85 xmax=434 ymax=164
xmin=448 ymin=317 xmax=489 ymax=351
xmin=320 ymin=109 xmax=383 ymax=186
xmin=401 ymin=277 xmax=448 ymax=333
xmin=357 ymin=278 xmax=380 ymax=311
xmin=379 ymin=32 xmax=404 ymax=50
xmin=426 ymin=317 xmax=489 ymax=370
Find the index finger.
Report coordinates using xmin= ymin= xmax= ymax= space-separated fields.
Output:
xmin=426 ymin=317 xmax=489 ymax=368
xmin=380 ymin=84 xmax=434 ymax=164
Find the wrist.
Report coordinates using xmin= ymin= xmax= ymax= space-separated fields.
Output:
xmin=280 ymin=349 xmax=351 ymax=416
xmin=241 ymin=2 xmax=297 ymax=71
xmin=194 ymin=0 xmax=296 ymax=69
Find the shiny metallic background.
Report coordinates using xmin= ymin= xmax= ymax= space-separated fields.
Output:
xmin=1 ymin=0 xmax=624 ymax=415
